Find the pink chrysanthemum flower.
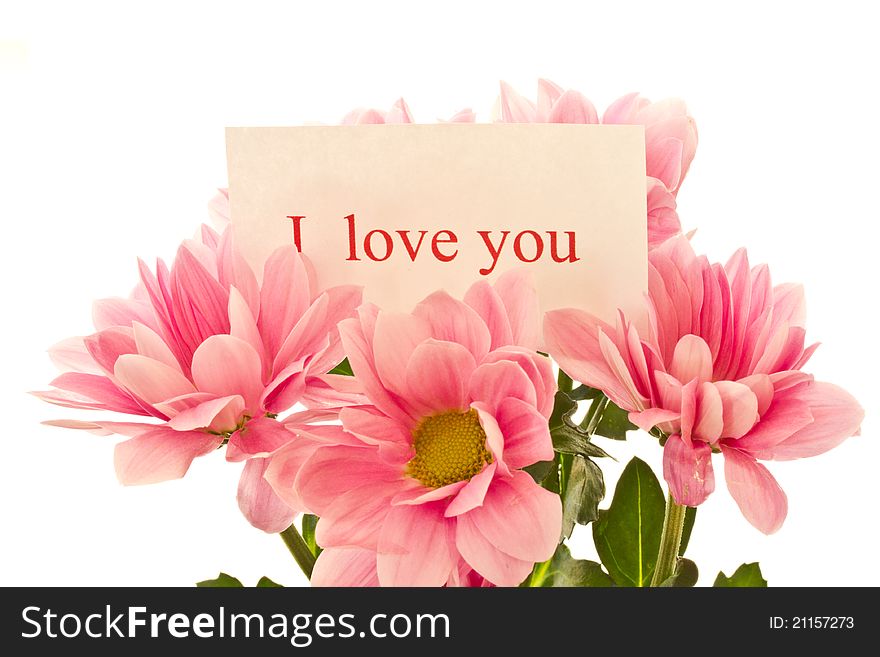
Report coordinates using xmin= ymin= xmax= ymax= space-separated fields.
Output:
xmin=36 ymin=225 xmax=362 ymax=532
xmin=497 ymin=79 xmax=697 ymax=248
xmin=266 ymin=271 xmax=561 ymax=586
xmin=545 ymin=236 xmax=864 ymax=534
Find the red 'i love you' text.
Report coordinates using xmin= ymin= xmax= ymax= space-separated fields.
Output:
xmin=288 ymin=214 xmax=580 ymax=276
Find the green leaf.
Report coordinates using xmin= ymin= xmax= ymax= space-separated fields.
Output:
xmin=714 ymin=563 xmax=767 ymax=587
xmin=537 ymin=454 xmax=562 ymax=494
xmin=568 ymin=385 xmax=603 ymax=401
xmin=328 ymin=358 xmax=353 ymax=376
xmin=549 ymin=390 xmax=611 ymax=459
xmin=659 ymin=558 xmax=699 ymax=587
xmin=523 ymin=459 xmax=555 ymax=484
xmin=589 ymin=399 xmax=638 ymax=440
xmin=196 ymin=573 xmax=243 ymax=588
xmin=560 ymin=455 xmax=605 ymax=538
xmin=256 ymin=576 xmax=283 ymax=588
xmin=549 ymin=391 xmax=578 ymax=433
xmin=525 ymin=544 xmax=615 ymax=587
xmin=302 ymin=514 xmax=323 ymax=559
xmin=592 ymin=457 xmax=665 ymax=587
xmin=679 ymin=506 xmax=697 ymax=556
xmin=552 ymin=424 xmax=612 ymax=459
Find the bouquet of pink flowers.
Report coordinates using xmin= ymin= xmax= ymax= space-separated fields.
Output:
xmin=36 ymin=81 xmax=864 ymax=588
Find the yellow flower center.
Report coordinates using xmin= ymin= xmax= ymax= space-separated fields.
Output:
xmin=406 ymin=409 xmax=493 ymax=489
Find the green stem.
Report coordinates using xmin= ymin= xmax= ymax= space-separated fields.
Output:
xmin=582 ymin=395 xmax=609 ymax=435
xmin=557 ymin=368 xmax=574 ymax=393
xmin=650 ymin=493 xmax=687 ymax=586
xmin=280 ymin=524 xmax=316 ymax=579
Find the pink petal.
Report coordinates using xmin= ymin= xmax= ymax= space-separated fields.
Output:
xmin=629 ymin=407 xmax=680 ymax=433
xmin=191 ymin=335 xmax=263 ymax=413
xmin=47 ymin=336 xmax=101 ymax=374
xmin=385 ymin=98 xmax=414 ymax=124
xmin=598 ymin=329 xmax=650 ymax=410
xmin=499 ymin=81 xmax=536 ymax=122
xmin=471 ymin=404 xmax=508 ymax=474
xmin=304 ymin=372 xmax=366 ymax=400
xmin=715 ymin=380 xmax=759 ymax=439
xmin=92 ymin=296 xmax=155 ymax=332
xmin=259 ymin=245 xmax=312 ymax=360
xmin=413 ymin=291 xmax=491 ymax=362
xmin=669 ymin=334 xmax=713 ymax=384
xmin=317 ymin=482 xmax=398 ymax=550
xmin=679 ymin=379 xmax=697 ymax=442
xmin=283 ymin=407 xmax=343 ymax=425
xmin=216 ymin=228 xmax=260 ymax=318
xmin=481 ymin=348 xmax=557 ymax=418
xmin=263 ymin=436 xmax=325 ymax=512
xmin=392 ymin=480 xmax=466 ymax=506
xmin=738 ymin=373 xmax=774 ymax=416
xmin=404 ymin=340 xmax=476 ymax=416
xmin=338 ymin=313 xmax=412 ymax=425
xmin=446 ymin=108 xmax=476 ymax=123
xmin=167 ymin=394 xmax=244 ymax=432
xmin=302 ymin=333 xmax=346 ymax=382
xmin=42 ymin=419 xmax=160 ymax=436
xmin=377 ymin=502 xmax=454 ymax=586
xmin=339 ymin=406 xmax=411 ymax=446
xmin=469 ymin=360 xmax=537 ymax=413
xmin=207 ymin=189 xmax=230 ymax=230
xmin=493 ymin=269 xmax=541 ymax=350
xmin=114 ymin=354 xmax=196 ymax=406
xmin=771 ymin=283 xmax=806 ymax=328
xmin=273 ymin=285 xmax=362 ymax=374
xmin=463 ymin=470 xmax=561 ymax=562
xmin=721 ymin=248 xmax=752 ymax=379
xmin=729 ymin=394 xmax=813 ymax=455
xmin=169 ymin=245 xmax=230 ymax=351
xmin=492 ymin=397 xmax=553 ymax=469
xmin=536 ymin=78 xmax=564 ymax=118
xmin=84 ymin=327 xmax=137 ymax=375
xmin=296 ymin=445 xmax=401 ymax=516
xmin=645 ymin=136 xmax=684 ymax=192
xmin=311 ymin=548 xmax=379 ymax=587
xmin=228 ymin=286 xmax=269 ymax=382
xmin=227 ymin=416 xmax=296 ymax=462
xmin=663 ymin=433 xmax=715 ymax=506
xmin=646 ymin=177 xmax=681 ymax=249
xmin=770 ymin=369 xmax=813 ymax=393
xmin=152 ymin=391 xmax=216 ymax=417
xmin=445 ymin=462 xmax=497 ymax=517
xmin=548 ymin=89 xmax=599 ymax=124
xmin=602 ymin=91 xmax=642 ymax=124
xmin=770 ymin=381 xmax=864 ymax=460
xmin=722 ymin=447 xmax=787 ymax=534
xmin=132 ymin=322 xmax=182 ymax=373
xmin=260 ymin=359 xmax=307 ymax=414
xmin=692 ymin=381 xmax=724 ymax=443
xmin=237 ymin=457 xmax=296 ymax=533
xmin=114 ymin=428 xmax=221 ymax=485
xmin=135 ymin=258 xmax=183 ymax=363
xmin=544 ymin=308 xmax=633 ymax=409
xmin=654 ymin=370 xmax=684 ymax=412
xmin=199 ymin=223 xmax=220 ymax=249
xmin=43 ymin=372 xmax=150 ymax=416
xmin=372 ymin=311 xmax=432 ymax=402
xmin=463 ymin=280 xmax=514 ymax=351
xmin=456 ymin=512 xmax=534 ymax=587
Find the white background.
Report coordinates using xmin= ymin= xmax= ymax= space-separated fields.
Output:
xmin=1 ymin=0 xmax=877 ymax=587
